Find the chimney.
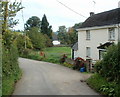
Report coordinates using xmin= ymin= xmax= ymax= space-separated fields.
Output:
xmin=90 ymin=12 xmax=94 ymax=17
xmin=118 ymin=1 xmax=120 ymax=8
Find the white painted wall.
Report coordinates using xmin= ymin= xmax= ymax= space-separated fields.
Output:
xmin=77 ymin=27 xmax=118 ymax=61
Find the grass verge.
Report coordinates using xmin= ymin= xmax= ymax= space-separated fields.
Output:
xmin=2 ymin=69 xmax=22 ymax=95
xmin=86 ymin=73 xmax=120 ymax=97
xmin=21 ymin=47 xmax=71 ymax=64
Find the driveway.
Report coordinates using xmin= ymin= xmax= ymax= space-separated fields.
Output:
xmin=13 ymin=58 xmax=100 ymax=95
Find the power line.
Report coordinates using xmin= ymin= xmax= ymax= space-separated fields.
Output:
xmin=56 ymin=0 xmax=87 ymax=18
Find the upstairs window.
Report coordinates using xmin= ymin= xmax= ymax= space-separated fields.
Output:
xmin=86 ymin=30 xmax=90 ymax=40
xmin=108 ymin=28 xmax=115 ymax=41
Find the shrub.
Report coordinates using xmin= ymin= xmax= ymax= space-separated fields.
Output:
xmin=95 ymin=43 xmax=120 ymax=82
xmin=63 ymin=62 xmax=74 ymax=68
xmin=2 ymin=43 xmax=22 ymax=95
xmin=87 ymin=74 xmax=120 ymax=97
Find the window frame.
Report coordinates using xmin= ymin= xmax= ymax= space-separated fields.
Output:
xmin=86 ymin=47 xmax=91 ymax=58
xmin=108 ymin=28 xmax=115 ymax=41
xmin=86 ymin=30 xmax=90 ymax=40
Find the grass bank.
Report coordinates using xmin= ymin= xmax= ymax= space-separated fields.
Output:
xmin=2 ymin=69 xmax=22 ymax=95
xmin=87 ymin=73 xmax=120 ymax=97
xmin=22 ymin=47 xmax=71 ymax=64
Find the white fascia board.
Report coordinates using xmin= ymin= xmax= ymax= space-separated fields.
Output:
xmin=77 ymin=24 xmax=118 ymax=31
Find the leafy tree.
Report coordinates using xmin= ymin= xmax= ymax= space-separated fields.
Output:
xmin=41 ymin=14 xmax=53 ymax=39
xmin=58 ymin=26 xmax=67 ymax=33
xmin=27 ymin=27 xmax=46 ymax=50
xmin=73 ymin=22 xmax=83 ymax=29
xmin=25 ymin=16 xmax=41 ymax=31
xmin=57 ymin=26 xmax=78 ymax=46
xmin=1 ymin=1 xmax=23 ymax=95
xmin=44 ymin=34 xmax=53 ymax=47
xmin=1 ymin=1 xmax=24 ymax=34
xmin=13 ymin=32 xmax=33 ymax=54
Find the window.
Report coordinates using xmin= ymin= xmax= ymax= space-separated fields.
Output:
xmin=99 ymin=50 xmax=105 ymax=60
xmin=86 ymin=30 xmax=90 ymax=40
xmin=86 ymin=47 xmax=91 ymax=57
xmin=108 ymin=28 xmax=115 ymax=41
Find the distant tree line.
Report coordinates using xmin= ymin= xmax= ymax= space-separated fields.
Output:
xmin=57 ymin=23 xmax=82 ymax=46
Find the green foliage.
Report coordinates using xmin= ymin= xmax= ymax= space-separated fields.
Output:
xmin=44 ymin=34 xmax=53 ymax=47
xmin=63 ymin=62 xmax=74 ymax=68
xmin=88 ymin=43 xmax=120 ymax=97
xmin=21 ymin=47 xmax=71 ymax=64
xmin=25 ymin=16 xmax=41 ymax=30
xmin=0 ymin=35 xmax=2 ymax=96
xmin=57 ymin=26 xmax=78 ymax=46
xmin=87 ymin=74 xmax=120 ymax=97
xmin=14 ymin=33 xmax=33 ymax=55
xmin=41 ymin=14 xmax=53 ymax=39
xmin=2 ymin=1 xmax=22 ymax=95
xmin=95 ymin=44 xmax=120 ymax=82
xmin=27 ymin=27 xmax=46 ymax=50
xmin=1 ymin=1 xmax=24 ymax=32
xmin=2 ymin=43 xmax=22 ymax=95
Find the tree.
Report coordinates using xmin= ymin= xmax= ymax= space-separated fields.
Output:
xmin=73 ymin=22 xmax=83 ymax=29
xmin=27 ymin=27 xmax=46 ymax=50
xmin=41 ymin=14 xmax=53 ymax=39
xmin=13 ymin=32 xmax=33 ymax=54
xmin=1 ymin=1 xmax=23 ymax=95
xmin=57 ymin=26 xmax=78 ymax=46
xmin=1 ymin=1 xmax=24 ymax=34
xmin=58 ymin=26 xmax=67 ymax=33
xmin=44 ymin=34 xmax=53 ymax=47
xmin=25 ymin=16 xmax=41 ymax=30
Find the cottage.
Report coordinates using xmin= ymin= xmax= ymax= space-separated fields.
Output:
xmin=76 ymin=8 xmax=120 ymax=71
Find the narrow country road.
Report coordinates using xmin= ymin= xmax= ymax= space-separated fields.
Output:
xmin=13 ymin=58 xmax=100 ymax=95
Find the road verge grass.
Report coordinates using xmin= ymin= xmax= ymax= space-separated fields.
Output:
xmin=21 ymin=47 xmax=71 ymax=64
xmin=86 ymin=73 xmax=120 ymax=97
xmin=2 ymin=68 xmax=22 ymax=95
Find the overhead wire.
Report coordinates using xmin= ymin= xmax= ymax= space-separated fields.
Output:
xmin=56 ymin=0 xmax=87 ymax=18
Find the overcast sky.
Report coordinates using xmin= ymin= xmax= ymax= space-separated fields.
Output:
xmin=11 ymin=0 xmax=120 ymax=32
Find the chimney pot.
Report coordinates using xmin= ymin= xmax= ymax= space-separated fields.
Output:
xmin=90 ymin=12 xmax=94 ymax=16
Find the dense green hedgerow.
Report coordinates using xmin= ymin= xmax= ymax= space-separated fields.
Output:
xmin=87 ymin=74 xmax=120 ymax=97
xmin=95 ymin=43 xmax=120 ymax=82
xmin=2 ymin=31 xmax=22 ymax=95
xmin=87 ymin=43 xmax=120 ymax=97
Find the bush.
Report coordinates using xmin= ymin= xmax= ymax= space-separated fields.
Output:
xmin=95 ymin=43 xmax=120 ymax=82
xmin=2 ymin=43 xmax=22 ymax=95
xmin=87 ymin=74 xmax=120 ymax=97
xmin=88 ymin=43 xmax=120 ymax=97
xmin=63 ymin=62 xmax=74 ymax=68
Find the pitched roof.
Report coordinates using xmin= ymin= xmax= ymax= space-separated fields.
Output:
xmin=80 ymin=8 xmax=120 ymax=28
xmin=72 ymin=42 xmax=78 ymax=51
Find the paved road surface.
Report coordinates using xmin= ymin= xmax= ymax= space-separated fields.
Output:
xmin=13 ymin=58 xmax=100 ymax=95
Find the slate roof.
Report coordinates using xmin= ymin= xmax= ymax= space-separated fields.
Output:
xmin=72 ymin=42 xmax=78 ymax=51
xmin=80 ymin=8 xmax=120 ymax=28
